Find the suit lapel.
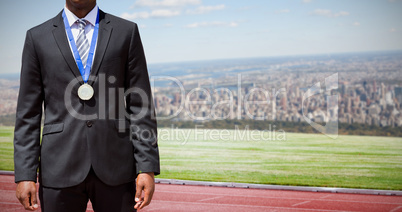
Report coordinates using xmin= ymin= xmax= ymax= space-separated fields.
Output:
xmin=52 ymin=10 xmax=113 ymax=86
xmin=89 ymin=10 xmax=112 ymax=86
xmin=52 ymin=11 xmax=82 ymax=82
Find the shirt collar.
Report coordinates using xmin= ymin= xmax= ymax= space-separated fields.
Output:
xmin=64 ymin=5 xmax=98 ymax=27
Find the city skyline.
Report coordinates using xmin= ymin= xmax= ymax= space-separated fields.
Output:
xmin=1 ymin=51 xmax=401 ymax=129
xmin=0 ymin=0 xmax=402 ymax=74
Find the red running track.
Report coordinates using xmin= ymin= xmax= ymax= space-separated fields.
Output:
xmin=1 ymin=174 xmax=401 ymax=212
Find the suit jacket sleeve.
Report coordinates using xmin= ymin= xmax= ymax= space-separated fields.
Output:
xmin=14 ymin=30 xmax=44 ymax=183
xmin=126 ymin=23 xmax=160 ymax=175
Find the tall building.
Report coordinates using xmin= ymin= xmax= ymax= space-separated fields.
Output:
xmin=381 ymin=83 xmax=386 ymax=101
xmin=396 ymin=87 xmax=402 ymax=96
xmin=395 ymin=87 xmax=402 ymax=104
xmin=173 ymin=92 xmax=181 ymax=106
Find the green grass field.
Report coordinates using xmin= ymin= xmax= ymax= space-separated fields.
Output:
xmin=1 ymin=126 xmax=401 ymax=190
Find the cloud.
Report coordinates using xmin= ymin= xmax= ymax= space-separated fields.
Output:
xmin=125 ymin=1 xmax=224 ymax=20
xmin=185 ymin=21 xmax=239 ymax=28
xmin=353 ymin=22 xmax=360 ymax=26
xmin=302 ymin=0 xmax=313 ymax=3
xmin=151 ymin=9 xmax=181 ymax=17
xmin=133 ymin=0 xmax=201 ymax=8
xmin=276 ymin=9 xmax=290 ymax=14
xmin=187 ymin=4 xmax=226 ymax=14
xmin=311 ymin=9 xmax=350 ymax=17
xmin=121 ymin=9 xmax=181 ymax=20
xmin=121 ymin=12 xmax=149 ymax=19
xmin=390 ymin=28 xmax=397 ymax=32
xmin=336 ymin=11 xmax=350 ymax=17
xmin=238 ymin=6 xmax=253 ymax=11
xmin=312 ymin=9 xmax=332 ymax=16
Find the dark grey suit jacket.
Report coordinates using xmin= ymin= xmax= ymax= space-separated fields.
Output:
xmin=14 ymin=9 xmax=160 ymax=188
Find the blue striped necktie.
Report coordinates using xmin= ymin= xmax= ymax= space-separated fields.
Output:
xmin=76 ymin=19 xmax=90 ymax=68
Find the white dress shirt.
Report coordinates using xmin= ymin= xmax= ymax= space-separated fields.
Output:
xmin=63 ymin=5 xmax=98 ymax=67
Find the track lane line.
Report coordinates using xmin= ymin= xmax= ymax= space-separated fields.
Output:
xmin=155 ymin=190 xmax=402 ymax=205
xmin=292 ymin=201 xmax=311 ymax=207
xmin=390 ymin=205 xmax=402 ymax=212
xmin=320 ymin=194 xmax=333 ymax=199
xmin=197 ymin=196 xmax=224 ymax=202
xmin=0 ymin=202 xmax=20 ymax=205
xmin=151 ymin=200 xmax=352 ymax=212
xmin=146 ymin=206 xmax=173 ymax=211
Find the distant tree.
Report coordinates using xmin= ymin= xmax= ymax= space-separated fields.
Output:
xmin=157 ymin=119 xmax=401 ymax=137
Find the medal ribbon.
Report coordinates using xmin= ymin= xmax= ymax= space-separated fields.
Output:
xmin=62 ymin=9 xmax=99 ymax=83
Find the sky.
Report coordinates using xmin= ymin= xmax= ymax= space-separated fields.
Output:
xmin=0 ymin=0 xmax=401 ymax=74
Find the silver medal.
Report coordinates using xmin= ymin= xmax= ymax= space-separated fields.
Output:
xmin=77 ymin=84 xmax=94 ymax=100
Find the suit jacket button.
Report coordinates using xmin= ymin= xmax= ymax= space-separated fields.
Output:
xmin=86 ymin=121 xmax=93 ymax=127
